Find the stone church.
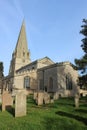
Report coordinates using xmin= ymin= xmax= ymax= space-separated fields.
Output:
xmin=3 ymin=21 xmax=79 ymax=97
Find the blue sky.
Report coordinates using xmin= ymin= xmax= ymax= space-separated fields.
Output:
xmin=0 ymin=0 xmax=87 ymax=76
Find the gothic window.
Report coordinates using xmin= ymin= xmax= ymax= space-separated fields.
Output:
xmin=27 ymin=52 xmax=29 ymax=58
xmin=24 ymin=76 xmax=30 ymax=88
xmin=69 ymin=79 xmax=72 ymax=90
xmin=44 ymin=86 xmax=47 ymax=92
xmin=39 ymin=79 xmax=43 ymax=90
xmin=32 ymin=67 xmax=35 ymax=70
xmin=23 ymin=51 xmax=25 ymax=56
xmin=66 ymin=75 xmax=68 ymax=89
xmin=49 ymin=77 xmax=53 ymax=91
xmin=66 ymin=74 xmax=72 ymax=90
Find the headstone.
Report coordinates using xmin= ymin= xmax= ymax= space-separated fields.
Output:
xmin=36 ymin=91 xmax=54 ymax=105
xmin=33 ymin=91 xmax=38 ymax=100
xmin=54 ymin=92 xmax=59 ymax=100
xmin=43 ymin=92 xmax=50 ymax=104
xmin=15 ymin=90 xmax=26 ymax=117
xmin=37 ymin=92 xmax=44 ymax=105
xmin=75 ymin=93 xmax=79 ymax=108
xmin=50 ymin=99 xmax=54 ymax=103
xmin=0 ymin=94 xmax=2 ymax=103
xmin=2 ymin=91 xmax=13 ymax=111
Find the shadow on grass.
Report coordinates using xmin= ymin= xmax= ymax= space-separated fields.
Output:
xmin=6 ymin=105 xmax=15 ymax=117
xmin=75 ymin=109 xmax=87 ymax=113
xmin=0 ymin=104 xmax=2 ymax=111
xmin=56 ymin=111 xmax=87 ymax=125
xmin=55 ymin=102 xmax=74 ymax=107
xmin=80 ymin=104 xmax=87 ymax=107
xmin=42 ymin=117 xmax=60 ymax=130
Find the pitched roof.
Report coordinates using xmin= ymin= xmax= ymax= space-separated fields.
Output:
xmin=16 ymin=56 xmax=54 ymax=72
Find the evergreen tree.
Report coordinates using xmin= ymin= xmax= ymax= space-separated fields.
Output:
xmin=0 ymin=62 xmax=3 ymax=72
xmin=75 ymin=19 xmax=87 ymax=89
xmin=0 ymin=62 xmax=4 ymax=90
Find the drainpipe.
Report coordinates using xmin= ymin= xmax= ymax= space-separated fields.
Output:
xmin=43 ymin=70 xmax=44 ymax=91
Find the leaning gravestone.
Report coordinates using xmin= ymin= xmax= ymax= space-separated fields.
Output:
xmin=15 ymin=90 xmax=26 ymax=117
xmin=2 ymin=90 xmax=13 ymax=111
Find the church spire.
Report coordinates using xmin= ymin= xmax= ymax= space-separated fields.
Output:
xmin=9 ymin=21 xmax=31 ymax=74
xmin=14 ymin=20 xmax=29 ymax=58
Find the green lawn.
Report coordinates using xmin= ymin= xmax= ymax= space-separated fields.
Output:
xmin=0 ymin=95 xmax=87 ymax=130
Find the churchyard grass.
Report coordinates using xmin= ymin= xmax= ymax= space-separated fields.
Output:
xmin=0 ymin=95 xmax=87 ymax=130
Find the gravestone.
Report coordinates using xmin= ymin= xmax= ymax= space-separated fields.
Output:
xmin=33 ymin=91 xmax=38 ymax=100
xmin=36 ymin=91 xmax=54 ymax=105
xmin=54 ymin=92 xmax=59 ymax=100
xmin=0 ymin=94 xmax=2 ymax=103
xmin=15 ymin=90 xmax=26 ymax=117
xmin=37 ymin=92 xmax=44 ymax=105
xmin=43 ymin=92 xmax=50 ymax=104
xmin=2 ymin=90 xmax=13 ymax=111
xmin=75 ymin=93 xmax=79 ymax=108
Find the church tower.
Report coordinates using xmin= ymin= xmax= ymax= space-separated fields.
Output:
xmin=9 ymin=21 xmax=31 ymax=75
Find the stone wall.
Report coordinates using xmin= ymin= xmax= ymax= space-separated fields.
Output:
xmin=44 ymin=67 xmax=58 ymax=92
xmin=37 ymin=66 xmax=58 ymax=92
xmin=57 ymin=62 xmax=78 ymax=97
xmin=37 ymin=62 xmax=79 ymax=97
xmin=14 ymin=70 xmax=37 ymax=90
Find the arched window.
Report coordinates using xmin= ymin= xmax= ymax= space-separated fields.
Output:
xmin=49 ymin=77 xmax=53 ymax=91
xmin=24 ymin=76 xmax=30 ymax=88
xmin=23 ymin=52 xmax=25 ymax=57
xmin=39 ymin=79 xmax=43 ymax=90
xmin=27 ymin=52 xmax=29 ymax=58
xmin=66 ymin=74 xmax=72 ymax=90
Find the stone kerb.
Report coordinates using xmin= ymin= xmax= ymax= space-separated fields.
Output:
xmin=2 ymin=90 xmax=13 ymax=111
xmin=15 ymin=89 xmax=26 ymax=117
